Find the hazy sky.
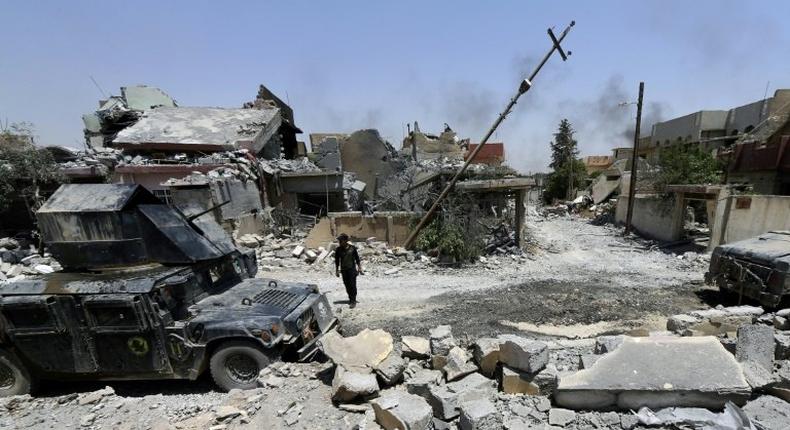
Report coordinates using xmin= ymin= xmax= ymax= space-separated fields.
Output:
xmin=2 ymin=1 xmax=789 ymax=172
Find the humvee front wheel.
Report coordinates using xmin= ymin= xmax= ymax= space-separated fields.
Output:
xmin=210 ymin=341 xmax=276 ymax=391
xmin=0 ymin=352 xmax=33 ymax=397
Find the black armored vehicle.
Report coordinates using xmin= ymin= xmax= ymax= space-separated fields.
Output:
xmin=0 ymin=184 xmax=335 ymax=396
xmin=707 ymin=230 xmax=790 ymax=307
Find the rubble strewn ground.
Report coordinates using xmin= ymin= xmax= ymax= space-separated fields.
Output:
xmin=0 ymin=214 xmax=740 ymax=430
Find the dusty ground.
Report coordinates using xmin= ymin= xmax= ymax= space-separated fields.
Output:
xmin=273 ymin=215 xmax=713 ymax=339
xmin=0 ymin=215 xmax=717 ymax=429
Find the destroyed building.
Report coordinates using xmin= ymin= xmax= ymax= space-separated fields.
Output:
xmin=401 ymin=122 xmax=469 ymax=161
xmin=82 ymin=85 xmax=177 ymax=150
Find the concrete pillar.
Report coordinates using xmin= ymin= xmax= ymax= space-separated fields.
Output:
xmin=670 ymin=192 xmax=686 ymax=241
xmin=515 ymin=189 xmax=527 ymax=248
xmin=386 ymin=216 xmax=394 ymax=246
xmin=709 ymin=187 xmax=732 ymax=250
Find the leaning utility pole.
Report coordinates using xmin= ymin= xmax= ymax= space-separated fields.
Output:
xmin=566 ymin=144 xmax=574 ymax=200
xmin=624 ymin=81 xmax=644 ymax=235
xmin=403 ymin=21 xmax=576 ymax=249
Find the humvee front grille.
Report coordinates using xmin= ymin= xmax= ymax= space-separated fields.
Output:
xmin=253 ymin=289 xmax=301 ymax=309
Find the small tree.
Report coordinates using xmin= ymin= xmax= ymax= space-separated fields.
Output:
xmin=654 ymin=144 xmax=723 ymax=191
xmin=543 ymin=119 xmax=586 ymax=203
xmin=0 ymin=123 xmax=65 ymax=213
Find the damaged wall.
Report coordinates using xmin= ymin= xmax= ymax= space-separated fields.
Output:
xmin=615 ymin=194 xmax=683 ymax=242
xmin=718 ymin=195 xmax=790 ymax=245
xmin=339 ymin=129 xmax=398 ymax=198
xmin=305 ymin=212 xmax=419 ymax=247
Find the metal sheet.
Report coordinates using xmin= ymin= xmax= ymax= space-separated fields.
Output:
xmin=137 ymin=205 xmax=223 ymax=262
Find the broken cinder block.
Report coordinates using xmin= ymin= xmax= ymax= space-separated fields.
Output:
xmin=371 ymin=391 xmax=433 ymax=430
xmin=499 ymin=338 xmax=548 ymax=373
xmin=443 ymin=346 xmax=478 ymax=382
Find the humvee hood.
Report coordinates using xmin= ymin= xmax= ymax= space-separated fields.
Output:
xmin=190 ymin=278 xmax=317 ymax=318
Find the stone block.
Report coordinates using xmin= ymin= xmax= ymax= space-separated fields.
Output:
xmin=499 ymin=338 xmax=548 ymax=373
xmin=775 ymin=332 xmax=790 ymax=360
xmin=774 ymin=315 xmax=790 ymax=330
xmin=319 ymin=329 xmax=393 ymax=371
xmin=459 ymin=399 xmax=502 ymax=430
xmin=555 ymin=336 xmax=751 ymax=410
xmin=331 ymin=367 xmax=379 ymax=403
xmin=405 ymin=369 xmax=443 ymax=398
xmin=430 ymin=325 xmax=457 ymax=356
xmin=737 ymin=325 xmax=775 ymax=371
xmin=427 ymin=373 xmax=496 ymax=420
xmin=444 ymin=346 xmax=478 ymax=382
xmin=472 ymin=338 xmax=500 ymax=377
xmin=375 ymin=352 xmax=406 ymax=386
xmin=737 ymin=324 xmax=776 ymax=389
xmin=371 ymin=391 xmax=433 ymax=430
xmin=401 ymin=336 xmax=430 ymax=359
xmin=432 ymin=354 xmax=448 ymax=371
xmin=500 ymin=364 xmax=557 ymax=396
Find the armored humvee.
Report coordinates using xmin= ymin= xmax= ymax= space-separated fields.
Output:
xmin=706 ymin=230 xmax=790 ymax=307
xmin=0 ymin=184 xmax=336 ymax=396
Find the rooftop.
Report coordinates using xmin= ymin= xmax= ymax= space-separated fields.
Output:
xmin=113 ymin=106 xmax=281 ymax=151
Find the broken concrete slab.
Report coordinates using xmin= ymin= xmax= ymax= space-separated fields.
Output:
xmin=331 ymin=366 xmax=379 ymax=403
xmin=401 ymin=336 xmax=430 ymax=359
xmin=667 ymin=306 xmax=764 ymax=336
xmin=427 ymin=373 xmax=497 ymax=420
xmin=444 ymin=346 xmax=478 ymax=382
xmin=430 ymin=325 xmax=457 ymax=356
xmin=370 ymin=390 xmax=433 ymax=430
xmin=291 ymin=245 xmax=305 ymax=257
xmin=555 ymin=336 xmax=751 ymax=410
xmin=499 ymin=338 xmax=548 ymax=373
xmin=319 ymin=329 xmax=393 ymax=372
xmin=459 ymin=399 xmax=502 ymax=430
xmin=374 ymin=352 xmax=406 ymax=386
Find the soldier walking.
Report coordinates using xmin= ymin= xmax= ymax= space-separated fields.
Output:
xmin=334 ymin=233 xmax=362 ymax=307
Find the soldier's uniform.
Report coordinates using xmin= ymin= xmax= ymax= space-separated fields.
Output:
xmin=334 ymin=243 xmax=360 ymax=303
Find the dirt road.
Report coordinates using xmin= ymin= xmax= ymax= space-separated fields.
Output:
xmin=269 ymin=215 xmax=713 ymax=339
xmin=1 ymin=215 xmax=717 ymax=429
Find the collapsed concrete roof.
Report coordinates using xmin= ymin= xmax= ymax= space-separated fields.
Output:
xmin=113 ymin=106 xmax=282 ymax=153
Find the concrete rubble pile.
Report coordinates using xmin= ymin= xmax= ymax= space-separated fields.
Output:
xmin=237 ymin=232 xmax=533 ymax=276
xmin=0 ymin=237 xmax=61 ymax=282
xmin=308 ymin=309 xmax=790 ymax=430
